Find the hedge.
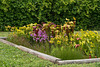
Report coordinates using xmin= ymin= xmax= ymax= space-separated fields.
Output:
xmin=0 ymin=0 xmax=100 ymax=31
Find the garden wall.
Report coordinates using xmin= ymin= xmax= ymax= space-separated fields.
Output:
xmin=0 ymin=0 xmax=100 ymax=31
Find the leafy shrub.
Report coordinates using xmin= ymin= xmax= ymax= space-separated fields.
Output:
xmin=0 ymin=0 xmax=100 ymax=31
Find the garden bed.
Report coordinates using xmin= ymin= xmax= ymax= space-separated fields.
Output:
xmin=0 ymin=37 xmax=100 ymax=65
xmin=4 ymin=19 xmax=100 ymax=64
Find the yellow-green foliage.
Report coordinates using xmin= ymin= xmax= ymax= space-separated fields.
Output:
xmin=49 ymin=29 xmax=100 ymax=58
xmin=77 ymin=30 xmax=100 ymax=57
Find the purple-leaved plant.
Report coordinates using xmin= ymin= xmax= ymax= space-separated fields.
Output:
xmin=31 ymin=29 xmax=48 ymax=42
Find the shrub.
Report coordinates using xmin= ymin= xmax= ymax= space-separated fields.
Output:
xmin=0 ymin=0 xmax=100 ymax=31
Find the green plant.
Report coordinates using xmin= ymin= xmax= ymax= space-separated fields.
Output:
xmin=51 ymin=46 xmax=85 ymax=60
xmin=7 ymin=34 xmax=33 ymax=49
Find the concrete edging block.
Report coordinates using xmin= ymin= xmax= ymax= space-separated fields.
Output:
xmin=56 ymin=58 xmax=100 ymax=64
xmin=0 ymin=37 xmax=7 ymax=39
xmin=0 ymin=39 xmax=19 ymax=47
xmin=18 ymin=45 xmax=61 ymax=63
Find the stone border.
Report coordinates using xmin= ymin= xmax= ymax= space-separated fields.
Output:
xmin=0 ymin=37 xmax=100 ymax=64
xmin=0 ymin=37 xmax=7 ymax=39
xmin=56 ymin=58 xmax=100 ymax=64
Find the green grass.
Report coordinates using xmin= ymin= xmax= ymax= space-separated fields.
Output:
xmin=51 ymin=46 xmax=85 ymax=60
xmin=0 ymin=32 xmax=10 ymax=37
xmin=0 ymin=42 xmax=55 ymax=67
xmin=0 ymin=32 xmax=100 ymax=67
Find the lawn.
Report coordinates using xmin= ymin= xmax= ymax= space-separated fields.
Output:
xmin=0 ymin=32 xmax=100 ymax=67
xmin=0 ymin=32 xmax=10 ymax=37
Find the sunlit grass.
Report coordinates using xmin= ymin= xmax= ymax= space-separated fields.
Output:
xmin=0 ymin=32 xmax=11 ymax=37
